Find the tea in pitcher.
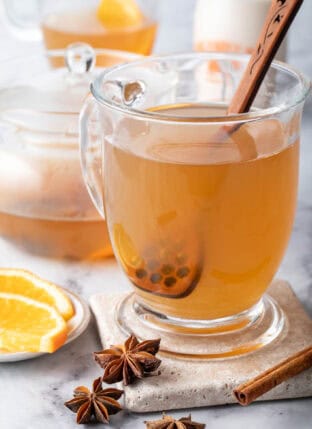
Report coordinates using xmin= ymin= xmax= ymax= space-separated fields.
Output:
xmin=0 ymin=213 xmax=111 ymax=260
xmin=0 ymin=143 xmax=112 ymax=260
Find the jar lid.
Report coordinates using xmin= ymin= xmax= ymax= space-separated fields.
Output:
xmin=0 ymin=44 xmax=139 ymax=138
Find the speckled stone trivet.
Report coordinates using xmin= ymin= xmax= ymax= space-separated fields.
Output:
xmin=90 ymin=280 xmax=312 ymax=412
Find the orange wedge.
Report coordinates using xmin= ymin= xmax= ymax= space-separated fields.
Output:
xmin=113 ymin=224 xmax=143 ymax=270
xmin=97 ymin=0 xmax=143 ymax=29
xmin=0 ymin=268 xmax=74 ymax=321
xmin=0 ymin=293 xmax=67 ymax=353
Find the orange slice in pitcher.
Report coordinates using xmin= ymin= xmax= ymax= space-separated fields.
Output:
xmin=0 ymin=268 xmax=74 ymax=321
xmin=97 ymin=0 xmax=143 ymax=28
xmin=0 ymin=293 xmax=67 ymax=353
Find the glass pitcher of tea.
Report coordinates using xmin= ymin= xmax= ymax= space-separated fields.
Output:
xmin=0 ymin=44 xmax=140 ymax=260
xmin=3 ymin=0 xmax=158 ymax=55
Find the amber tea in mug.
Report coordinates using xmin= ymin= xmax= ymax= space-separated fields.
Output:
xmin=105 ymin=104 xmax=299 ymax=320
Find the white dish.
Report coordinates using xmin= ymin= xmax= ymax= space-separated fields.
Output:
xmin=0 ymin=288 xmax=90 ymax=362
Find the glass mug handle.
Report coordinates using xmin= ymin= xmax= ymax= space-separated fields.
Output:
xmin=3 ymin=0 xmax=42 ymax=41
xmin=80 ymin=95 xmax=105 ymax=218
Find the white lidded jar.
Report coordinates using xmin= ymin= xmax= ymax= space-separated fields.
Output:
xmin=194 ymin=0 xmax=287 ymax=61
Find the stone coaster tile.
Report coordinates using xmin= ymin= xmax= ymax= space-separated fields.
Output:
xmin=90 ymin=280 xmax=312 ymax=412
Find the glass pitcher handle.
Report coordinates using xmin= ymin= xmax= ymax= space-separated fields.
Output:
xmin=3 ymin=0 xmax=42 ymax=41
xmin=80 ymin=95 xmax=105 ymax=218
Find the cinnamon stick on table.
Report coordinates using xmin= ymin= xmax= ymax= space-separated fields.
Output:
xmin=234 ymin=346 xmax=312 ymax=406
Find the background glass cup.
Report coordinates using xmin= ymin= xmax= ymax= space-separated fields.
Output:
xmin=80 ymin=53 xmax=310 ymax=357
xmin=0 ymin=46 xmax=140 ymax=260
xmin=3 ymin=0 xmax=159 ymax=55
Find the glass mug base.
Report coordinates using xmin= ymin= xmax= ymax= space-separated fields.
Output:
xmin=115 ymin=293 xmax=286 ymax=359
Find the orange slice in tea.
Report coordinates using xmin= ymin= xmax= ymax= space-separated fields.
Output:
xmin=97 ymin=0 xmax=143 ymax=28
xmin=0 ymin=268 xmax=74 ymax=321
xmin=113 ymin=224 xmax=143 ymax=269
xmin=0 ymin=293 xmax=67 ymax=353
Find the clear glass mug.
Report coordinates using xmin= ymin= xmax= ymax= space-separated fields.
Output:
xmin=3 ymin=0 xmax=158 ymax=55
xmin=80 ymin=53 xmax=310 ymax=357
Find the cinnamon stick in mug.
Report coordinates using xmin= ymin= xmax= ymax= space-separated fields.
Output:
xmin=234 ymin=345 xmax=312 ymax=406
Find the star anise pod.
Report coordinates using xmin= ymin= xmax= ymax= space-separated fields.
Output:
xmin=64 ymin=377 xmax=123 ymax=424
xmin=94 ymin=335 xmax=161 ymax=385
xmin=145 ymin=414 xmax=206 ymax=429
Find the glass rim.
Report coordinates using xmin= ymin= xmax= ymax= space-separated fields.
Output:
xmin=91 ymin=52 xmax=311 ymax=124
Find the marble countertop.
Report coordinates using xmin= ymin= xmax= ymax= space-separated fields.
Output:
xmin=0 ymin=1 xmax=311 ymax=428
